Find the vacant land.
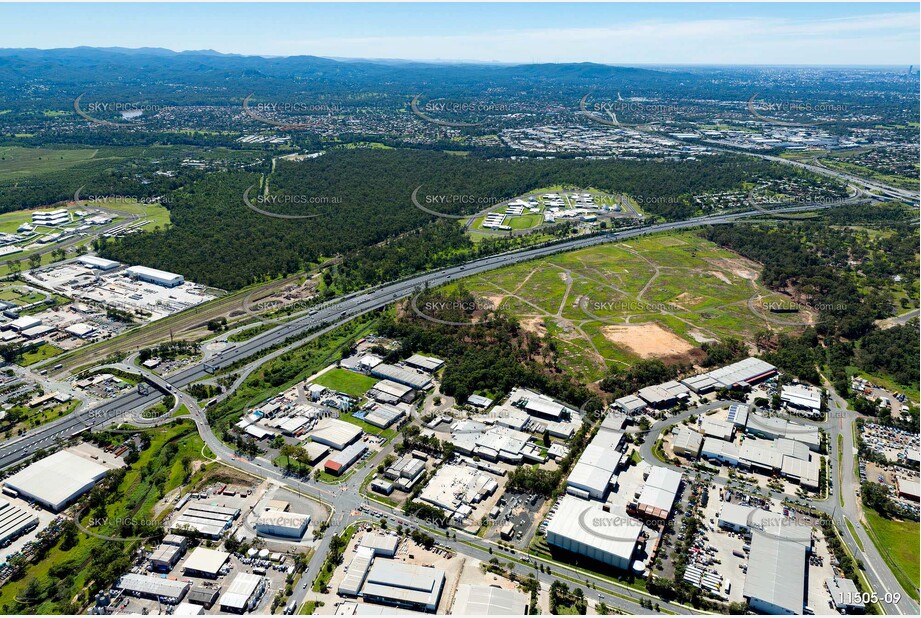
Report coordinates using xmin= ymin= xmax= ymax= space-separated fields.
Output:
xmin=862 ymin=507 xmax=921 ymax=601
xmin=454 ymin=231 xmax=800 ymax=382
xmin=0 ymin=146 xmax=99 ymax=182
xmin=312 ymin=367 xmax=379 ymax=398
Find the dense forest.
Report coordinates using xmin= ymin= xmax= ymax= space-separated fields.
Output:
xmin=98 ymin=148 xmax=830 ymax=289
xmin=701 ymin=208 xmax=919 ymax=405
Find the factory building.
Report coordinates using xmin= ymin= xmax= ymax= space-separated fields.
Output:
xmin=370 ymin=364 xmax=432 ymax=390
xmin=182 ymin=547 xmax=230 ymax=578
xmin=77 ymin=255 xmax=120 ymax=270
xmin=781 ymin=384 xmax=823 ymax=416
xmin=367 ymin=380 xmax=416 ymax=404
xmin=545 ymin=495 xmax=643 ymax=571
xmin=117 ymin=573 xmax=190 ymax=604
xmin=360 ymin=561 xmax=446 ymax=612
xmin=507 ymin=387 xmax=577 ymax=422
xmin=363 ymin=403 xmax=407 ymax=429
xmin=742 ymin=531 xmax=807 ymax=615
xmin=671 ymin=426 xmax=703 ymax=458
xmin=310 ymin=418 xmax=363 ymax=450
xmin=700 ymin=437 xmax=740 ymax=466
xmin=680 ymin=358 xmax=777 ymax=392
xmin=613 ymin=394 xmax=647 ymax=415
xmin=826 ymin=577 xmax=865 ymax=613
xmin=171 ymin=503 xmax=240 ymax=538
xmin=633 ymin=466 xmax=682 ymax=520
xmin=700 ymin=417 xmax=735 ymax=441
xmin=637 ymin=380 xmax=690 ymax=409
xmin=149 ymin=543 xmax=184 ymax=571
xmin=0 ymin=500 xmax=40 ymax=546
xmin=3 ymin=450 xmax=110 ymax=512
xmin=219 ymin=572 xmax=266 ymax=614
xmin=566 ymin=416 xmax=625 ymax=500
xmin=325 ymin=442 xmax=369 ymax=476
xmin=359 ymin=532 xmax=400 ymax=558
xmin=124 ymin=265 xmax=185 ymax=288
xmin=403 ymin=354 xmax=444 ymax=373
xmin=745 ymin=413 xmax=821 ymax=451
xmin=255 ymin=509 xmax=311 ymax=539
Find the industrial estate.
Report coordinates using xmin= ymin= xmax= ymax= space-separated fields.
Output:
xmin=0 ymin=5 xmax=918 ymax=618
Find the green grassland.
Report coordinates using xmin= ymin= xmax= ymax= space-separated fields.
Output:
xmin=92 ymin=198 xmax=171 ymax=231
xmin=312 ymin=367 xmax=379 ymax=398
xmin=449 ymin=231 xmax=800 ymax=383
xmin=862 ymin=507 xmax=921 ymax=601
xmin=0 ymin=146 xmax=99 ymax=182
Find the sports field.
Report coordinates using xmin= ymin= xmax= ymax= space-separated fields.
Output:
xmin=453 ymin=231 xmax=804 ymax=382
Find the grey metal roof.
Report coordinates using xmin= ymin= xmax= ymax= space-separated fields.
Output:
xmin=742 ymin=531 xmax=805 ymax=614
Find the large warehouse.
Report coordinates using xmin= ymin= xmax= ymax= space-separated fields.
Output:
xmin=255 ymin=509 xmax=310 ymax=539
xmin=742 ymin=531 xmax=806 ymax=615
xmin=310 ymin=418 xmax=363 ymax=450
xmin=124 ymin=265 xmax=185 ymax=288
xmin=360 ymin=561 xmax=446 ymax=612
xmin=3 ymin=450 xmax=110 ymax=512
xmin=0 ymin=499 xmax=40 ymax=545
xmin=545 ymin=495 xmax=643 ymax=571
xmin=451 ymin=584 xmax=528 ymax=615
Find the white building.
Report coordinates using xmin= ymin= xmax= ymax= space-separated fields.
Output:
xmin=545 ymin=495 xmax=643 ymax=571
xmin=124 ymin=265 xmax=184 ymax=288
xmin=255 ymin=509 xmax=310 ymax=539
xmin=3 ymin=450 xmax=110 ymax=512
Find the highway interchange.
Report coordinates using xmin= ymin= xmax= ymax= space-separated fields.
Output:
xmin=0 ymin=180 xmax=917 ymax=614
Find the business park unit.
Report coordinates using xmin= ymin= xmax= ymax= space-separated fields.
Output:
xmin=633 ymin=466 xmax=682 ymax=521
xmin=219 ymin=572 xmax=267 ymax=613
xmin=117 ymin=573 xmax=189 ymax=604
xmin=451 ymin=584 xmax=528 ymax=615
xmin=2 ymin=450 xmax=111 ymax=512
xmin=745 ymin=412 xmax=821 ymax=451
xmin=360 ymin=561 xmax=445 ymax=612
xmin=545 ymin=495 xmax=644 ymax=571
xmin=255 ymin=509 xmax=311 ymax=539
xmin=370 ymin=364 xmax=433 ymax=390
xmin=171 ymin=503 xmax=240 ymax=538
xmin=566 ymin=415 xmax=626 ymax=500
xmin=182 ymin=547 xmax=231 ymax=578
xmin=450 ymin=419 xmax=545 ymax=465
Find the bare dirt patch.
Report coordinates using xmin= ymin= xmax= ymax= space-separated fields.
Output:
xmin=707 ymin=257 xmax=759 ymax=281
xmin=708 ymin=270 xmax=732 ymax=285
xmin=601 ymin=322 xmax=696 ymax=358
xmin=480 ymin=292 xmax=507 ymax=310
xmin=520 ymin=316 xmax=548 ymax=337
xmin=672 ymin=292 xmax=705 ymax=310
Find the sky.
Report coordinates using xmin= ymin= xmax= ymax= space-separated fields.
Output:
xmin=0 ymin=2 xmax=917 ymax=65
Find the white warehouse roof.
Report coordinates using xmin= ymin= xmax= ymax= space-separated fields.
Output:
xmin=742 ymin=531 xmax=806 ymax=614
xmin=452 ymin=584 xmax=529 ymax=615
xmin=3 ymin=450 xmax=110 ymax=511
